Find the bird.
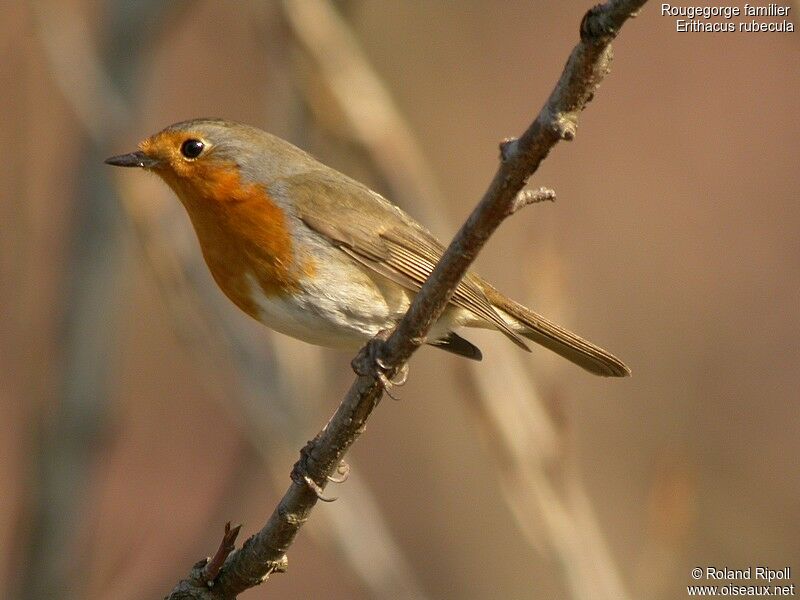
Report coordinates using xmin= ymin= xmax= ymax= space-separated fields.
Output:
xmin=106 ymin=118 xmax=630 ymax=377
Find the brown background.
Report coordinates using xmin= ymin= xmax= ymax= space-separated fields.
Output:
xmin=1 ymin=1 xmax=798 ymax=599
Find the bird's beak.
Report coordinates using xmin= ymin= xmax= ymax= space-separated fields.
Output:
xmin=104 ymin=151 xmax=161 ymax=169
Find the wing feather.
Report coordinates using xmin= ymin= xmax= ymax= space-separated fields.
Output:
xmin=279 ymin=170 xmax=528 ymax=349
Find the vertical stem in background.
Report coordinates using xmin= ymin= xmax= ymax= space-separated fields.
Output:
xmin=19 ymin=2 xmax=178 ymax=597
xmin=19 ymin=150 xmax=126 ymax=600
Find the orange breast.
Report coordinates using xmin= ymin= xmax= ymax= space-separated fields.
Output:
xmin=160 ymin=161 xmax=315 ymax=320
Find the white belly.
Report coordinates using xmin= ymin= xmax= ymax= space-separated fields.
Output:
xmin=246 ymin=258 xmax=411 ymax=348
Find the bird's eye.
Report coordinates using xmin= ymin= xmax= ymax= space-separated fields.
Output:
xmin=180 ymin=139 xmax=205 ymax=159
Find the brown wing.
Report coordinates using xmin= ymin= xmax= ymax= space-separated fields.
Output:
xmin=275 ymin=170 xmax=529 ymax=350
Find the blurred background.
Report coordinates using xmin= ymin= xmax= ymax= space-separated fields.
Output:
xmin=1 ymin=1 xmax=798 ymax=599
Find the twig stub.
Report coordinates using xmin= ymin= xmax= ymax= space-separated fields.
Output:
xmin=508 ymin=187 xmax=557 ymax=216
xmin=201 ymin=523 xmax=242 ymax=587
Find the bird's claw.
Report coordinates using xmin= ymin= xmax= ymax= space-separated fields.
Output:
xmin=377 ymin=370 xmax=399 ymax=400
xmin=327 ymin=460 xmax=350 ymax=483
xmin=303 ymin=474 xmax=338 ymax=502
xmin=375 ymin=357 xmax=408 ymax=400
xmin=376 ymin=357 xmax=409 ymax=386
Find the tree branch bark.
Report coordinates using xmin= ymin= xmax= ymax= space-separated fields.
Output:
xmin=165 ymin=1 xmax=648 ymax=597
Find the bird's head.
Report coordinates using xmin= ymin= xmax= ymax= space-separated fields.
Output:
xmin=105 ymin=118 xmax=317 ymax=209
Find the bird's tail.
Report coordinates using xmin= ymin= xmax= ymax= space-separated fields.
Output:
xmin=482 ymin=285 xmax=631 ymax=377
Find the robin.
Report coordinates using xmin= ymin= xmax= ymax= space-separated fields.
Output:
xmin=106 ymin=118 xmax=630 ymax=377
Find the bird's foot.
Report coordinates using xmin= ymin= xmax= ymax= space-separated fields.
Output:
xmin=351 ymin=330 xmax=410 ymax=401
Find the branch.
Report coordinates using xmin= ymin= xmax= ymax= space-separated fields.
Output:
xmin=165 ymin=1 xmax=648 ymax=597
xmin=279 ymin=2 xmax=631 ymax=597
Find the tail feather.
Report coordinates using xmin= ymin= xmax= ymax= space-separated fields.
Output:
xmin=428 ymin=332 xmax=483 ymax=361
xmin=482 ymin=285 xmax=631 ymax=377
